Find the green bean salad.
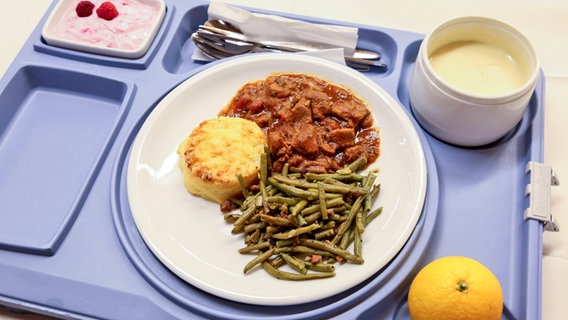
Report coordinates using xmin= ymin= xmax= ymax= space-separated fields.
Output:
xmin=224 ymin=151 xmax=383 ymax=281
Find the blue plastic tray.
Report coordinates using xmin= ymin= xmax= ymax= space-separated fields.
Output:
xmin=0 ymin=1 xmax=544 ymax=319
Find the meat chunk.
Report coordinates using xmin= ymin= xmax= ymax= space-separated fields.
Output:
xmin=304 ymin=89 xmax=330 ymax=120
xmin=267 ymin=78 xmax=293 ymax=98
xmin=291 ymin=123 xmax=320 ymax=158
xmin=311 ymin=100 xmax=331 ymax=121
xmin=328 ymin=128 xmax=355 ymax=148
xmin=303 ymin=89 xmax=328 ymax=101
xmin=342 ymin=145 xmax=367 ymax=164
xmin=267 ymin=130 xmax=287 ymax=152
xmin=297 ymin=159 xmax=329 ymax=174
xmin=319 ymin=140 xmax=338 ymax=155
xmin=331 ymin=100 xmax=370 ymax=128
xmin=250 ymin=112 xmax=271 ymax=128
xmin=290 ymin=98 xmax=312 ymax=122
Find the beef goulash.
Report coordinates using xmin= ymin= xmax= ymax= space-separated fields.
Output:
xmin=219 ymin=73 xmax=380 ymax=174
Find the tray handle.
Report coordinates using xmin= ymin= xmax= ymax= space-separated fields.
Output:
xmin=525 ymin=161 xmax=560 ymax=232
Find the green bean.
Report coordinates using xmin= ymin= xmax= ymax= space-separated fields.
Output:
xmin=330 ymin=206 xmax=348 ymax=215
xmin=291 ymin=199 xmax=309 ymax=216
xmin=263 ymin=145 xmax=272 ymax=174
xmin=364 ymin=183 xmax=380 ymax=214
xmin=275 ymin=239 xmax=295 ymax=248
xmin=273 ymin=174 xmax=367 ymax=196
xmin=303 ymin=260 xmax=335 ymax=273
xmin=344 ymin=155 xmax=368 ymax=172
xmin=295 ymin=213 xmax=307 ymax=226
xmin=260 ymin=153 xmax=268 ymax=185
xmin=366 ymin=206 xmax=383 ymax=225
xmin=328 ymin=213 xmax=347 ymax=222
xmin=300 ymin=197 xmax=345 ymax=215
xmin=223 ymin=212 xmax=240 ymax=223
xmin=364 ymin=169 xmax=379 ymax=189
xmin=318 ymin=182 xmax=328 ymax=220
xmin=258 ymin=154 xmax=273 ymax=213
xmin=262 ymin=262 xmax=335 ymax=281
xmin=240 ymin=188 xmax=262 ymax=212
xmin=238 ymin=241 xmax=271 ymax=254
xmin=356 ymin=207 xmax=365 ymax=235
xmin=265 ymin=225 xmax=281 ymax=234
xmin=287 ymin=214 xmax=300 ymax=227
xmin=268 ymin=177 xmax=316 ymax=200
xmin=233 ymin=203 xmax=260 ymax=234
xmin=353 ymin=227 xmax=363 ymax=258
xmin=269 ymin=256 xmax=285 ymax=269
xmin=245 ymin=229 xmax=261 ymax=244
xmin=281 ymin=163 xmax=289 ymax=176
xmin=237 ymin=174 xmax=251 ymax=198
xmin=305 ymin=172 xmax=364 ymax=183
xmin=274 ymin=245 xmax=335 ymax=257
xmin=332 ymin=196 xmax=363 ymax=244
xmin=298 ymin=239 xmax=364 ymax=264
xmin=266 ymin=196 xmax=299 ymax=206
xmin=280 ymin=252 xmax=307 ymax=274
xmin=321 ymin=220 xmax=336 ymax=230
xmin=315 ymin=228 xmax=335 ymax=240
xmin=303 ymin=211 xmax=322 ymax=225
xmin=331 ymin=171 xmax=377 ymax=244
xmin=249 ymin=214 xmax=262 ymax=224
xmin=321 ymin=177 xmax=352 ymax=186
xmin=260 ymin=180 xmax=270 ymax=212
xmin=243 ymin=248 xmax=275 ymax=273
xmin=243 ymin=221 xmax=266 ymax=234
xmin=338 ymin=222 xmax=352 ymax=250
xmin=259 ymin=213 xmax=292 ymax=226
xmin=344 ymin=207 xmax=384 ymax=247
xmin=272 ymin=223 xmax=320 ymax=240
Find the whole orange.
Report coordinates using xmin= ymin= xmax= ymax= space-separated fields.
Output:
xmin=407 ymin=256 xmax=503 ymax=320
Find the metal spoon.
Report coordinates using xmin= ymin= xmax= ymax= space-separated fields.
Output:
xmin=206 ymin=19 xmax=242 ymax=33
xmin=204 ymin=19 xmax=382 ymax=61
xmin=191 ymin=33 xmax=235 ymax=60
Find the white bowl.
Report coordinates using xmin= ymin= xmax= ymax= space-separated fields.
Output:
xmin=409 ymin=16 xmax=540 ymax=146
xmin=42 ymin=0 xmax=165 ymax=59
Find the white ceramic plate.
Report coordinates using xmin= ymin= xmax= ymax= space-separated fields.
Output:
xmin=127 ymin=54 xmax=427 ymax=306
xmin=42 ymin=0 xmax=165 ymax=59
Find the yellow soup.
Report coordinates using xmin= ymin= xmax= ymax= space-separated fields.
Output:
xmin=429 ymin=40 xmax=526 ymax=95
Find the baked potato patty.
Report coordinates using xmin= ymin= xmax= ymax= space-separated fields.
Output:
xmin=177 ymin=117 xmax=267 ymax=204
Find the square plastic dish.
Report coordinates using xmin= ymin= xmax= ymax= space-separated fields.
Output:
xmin=41 ymin=0 xmax=165 ymax=59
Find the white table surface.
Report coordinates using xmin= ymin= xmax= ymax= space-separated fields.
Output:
xmin=1 ymin=0 xmax=566 ymax=319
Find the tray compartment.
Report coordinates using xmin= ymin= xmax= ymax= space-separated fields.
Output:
xmin=33 ymin=1 xmax=174 ymax=70
xmin=356 ymin=27 xmax=396 ymax=75
xmin=161 ymin=3 xmax=397 ymax=76
xmin=162 ymin=4 xmax=208 ymax=74
xmin=0 ymin=65 xmax=134 ymax=255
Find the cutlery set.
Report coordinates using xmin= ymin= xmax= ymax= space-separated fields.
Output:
xmin=192 ymin=20 xmax=387 ymax=71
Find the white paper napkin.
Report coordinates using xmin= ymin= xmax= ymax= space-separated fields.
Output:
xmin=192 ymin=2 xmax=360 ymax=64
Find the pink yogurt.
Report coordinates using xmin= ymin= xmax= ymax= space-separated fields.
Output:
xmin=54 ymin=0 xmax=160 ymax=50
